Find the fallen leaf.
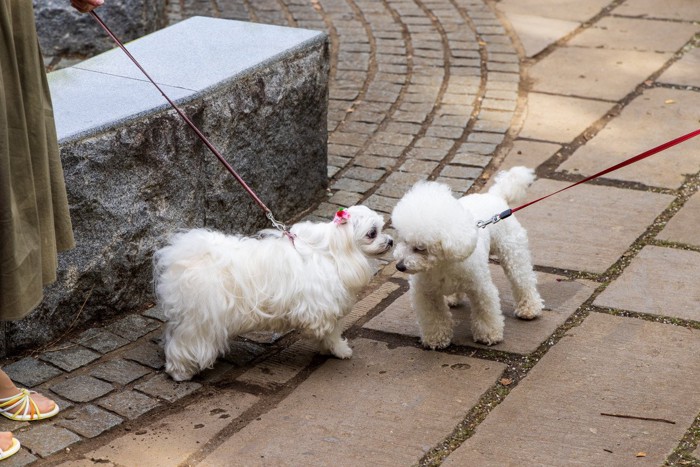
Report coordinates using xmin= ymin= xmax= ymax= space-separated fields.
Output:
xmin=499 ymin=378 xmax=513 ymax=386
xmin=665 ymin=99 xmax=676 ymax=104
xmin=636 ymin=452 xmax=647 ymax=458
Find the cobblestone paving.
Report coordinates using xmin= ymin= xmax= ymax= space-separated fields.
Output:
xmin=2 ymin=0 xmax=700 ymax=465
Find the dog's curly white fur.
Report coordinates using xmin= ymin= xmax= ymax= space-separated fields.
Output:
xmin=154 ymin=205 xmax=393 ymax=381
xmin=392 ymin=166 xmax=543 ymax=349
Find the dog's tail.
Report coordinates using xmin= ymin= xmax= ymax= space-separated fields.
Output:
xmin=487 ymin=166 xmax=536 ymax=205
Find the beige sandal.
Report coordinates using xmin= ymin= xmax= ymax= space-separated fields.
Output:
xmin=0 ymin=388 xmax=60 ymax=421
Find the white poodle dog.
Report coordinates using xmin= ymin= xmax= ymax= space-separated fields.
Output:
xmin=391 ymin=166 xmax=543 ymax=349
xmin=154 ymin=206 xmax=393 ymax=381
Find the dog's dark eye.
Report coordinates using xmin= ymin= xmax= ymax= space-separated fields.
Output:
xmin=367 ymin=227 xmax=377 ymax=239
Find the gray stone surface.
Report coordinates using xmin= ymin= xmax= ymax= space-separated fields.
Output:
xmin=38 ymin=347 xmax=101 ymax=372
xmin=517 ymin=179 xmax=674 ymax=273
xmin=18 ymin=424 xmax=81 ymax=458
xmin=365 ymin=267 xmax=596 ymax=354
xmin=559 ymin=88 xmax=700 ymax=189
xmin=51 ymin=375 xmax=115 ymax=403
xmin=34 ymin=0 xmax=167 ymax=58
xmin=0 ymin=448 xmax=37 ymax=467
xmin=221 ymin=340 xmax=268 ymax=367
xmin=123 ymin=342 xmax=165 ymax=370
xmin=75 ymin=328 xmax=129 ymax=354
xmin=594 ymin=246 xmax=700 ymax=321
xmin=105 ymin=314 xmax=160 ymax=341
xmin=134 ymin=374 xmax=201 ymax=402
xmin=2 ymin=357 xmax=63 ymax=388
xmin=58 ymin=404 xmax=123 ymax=438
xmin=98 ymin=390 xmax=161 ymax=419
xmin=445 ymin=313 xmax=700 ymax=466
xmin=657 ymin=192 xmax=700 ymax=247
xmin=205 ymin=338 xmax=505 ymax=466
xmin=90 ymin=359 xmax=152 ymax=385
xmin=5 ymin=17 xmax=329 ymax=355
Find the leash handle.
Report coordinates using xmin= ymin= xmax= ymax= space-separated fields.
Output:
xmin=89 ymin=11 xmax=290 ymax=234
xmin=477 ymin=128 xmax=700 ymax=228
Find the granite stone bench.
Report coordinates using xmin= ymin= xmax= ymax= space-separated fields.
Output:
xmin=3 ymin=16 xmax=329 ymax=355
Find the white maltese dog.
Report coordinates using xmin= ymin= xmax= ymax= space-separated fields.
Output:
xmin=391 ymin=166 xmax=543 ymax=349
xmin=154 ymin=206 xmax=393 ymax=381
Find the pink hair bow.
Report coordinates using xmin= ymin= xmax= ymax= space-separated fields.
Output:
xmin=333 ymin=208 xmax=351 ymax=225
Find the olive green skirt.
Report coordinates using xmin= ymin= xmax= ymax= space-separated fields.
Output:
xmin=0 ymin=0 xmax=74 ymax=320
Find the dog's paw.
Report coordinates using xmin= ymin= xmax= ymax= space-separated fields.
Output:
xmin=514 ymin=297 xmax=544 ymax=320
xmin=421 ymin=331 xmax=453 ymax=350
xmin=166 ymin=367 xmax=195 ymax=382
xmin=473 ymin=333 xmax=503 ymax=346
xmin=445 ymin=293 xmax=468 ymax=308
xmin=471 ymin=316 xmax=504 ymax=346
xmin=329 ymin=339 xmax=353 ymax=359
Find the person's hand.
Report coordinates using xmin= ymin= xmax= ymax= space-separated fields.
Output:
xmin=71 ymin=0 xmax=104 ymax=13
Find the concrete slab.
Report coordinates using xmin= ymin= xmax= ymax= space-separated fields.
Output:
xmin=559 ymin=88 xmax=700 ymax=189
xmin=501 ymin=14 xmax=579 ymax=57
xmin=529 ymin=47 xmax=671 ymax=100
xmin=519 ymin=92 xmax=612 ymax=143
xmin=516 ymin=179 xmax=674 ymax=273
xmin=659 ymin=48 xmax=700 ymax=88
xmin=202 ymin=338 xmax=505 ymax=466
xmin=657 ymin=192 xmax=700 ymax=247
xmin=569 ymin=17 xmax=698 ymax=53
xmin=614 ymin=0 xmax=700 ymax=22
xmin=71 ymin=390 xmax=258 ymax=466
xmin=364 ymin=267 xmax=596 ymax=354
xmin=594 ymin=246 xmax=700 ymax=321
xmin=444 ymin=313 xmax=700 ymax=466
xmin=496 ymin=140 xmax=561 ymax=173
xmin=496 ymin=0 xmax=610 ymax=22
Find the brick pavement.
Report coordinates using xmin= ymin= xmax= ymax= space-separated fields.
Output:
xmin=2 ymin=0 xmax=699 ymax=465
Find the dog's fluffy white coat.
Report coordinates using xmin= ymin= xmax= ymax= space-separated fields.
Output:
xmin=392 ymin=167 xmax=543 ymax=349
xmin=154 ymin=205 xmax=392 ymax=381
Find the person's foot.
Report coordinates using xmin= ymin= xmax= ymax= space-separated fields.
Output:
xmin=0 ymin=432 xmax=13 ymax=452
xmin=0 ymin=388 xmax=58 ymax=420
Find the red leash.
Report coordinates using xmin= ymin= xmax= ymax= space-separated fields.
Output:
xmin=477 ymin=128 xmax=700 ymax=228
xmin=89 ymin=12 xmax=293 ymax=238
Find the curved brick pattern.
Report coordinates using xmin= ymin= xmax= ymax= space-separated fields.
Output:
xmin=166 ymin=0 xmax=520 ymax=218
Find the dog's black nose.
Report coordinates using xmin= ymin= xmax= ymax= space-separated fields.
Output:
xmin=396 ymin=261 xmax=406 ymax=272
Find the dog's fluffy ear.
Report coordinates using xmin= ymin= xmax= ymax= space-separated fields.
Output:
xmin=393 ymin=181 xmax=478 ymax=262
xmin=434 ymin=200 xmax=477 ymax=261
xmin=437 ymin=220 xmax=477 ymax=261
